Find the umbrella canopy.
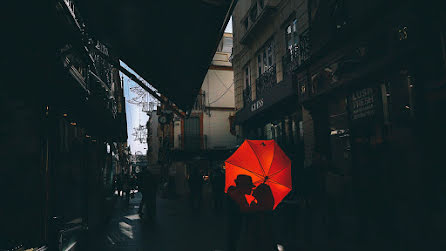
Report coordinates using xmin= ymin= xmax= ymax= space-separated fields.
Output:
xmin=225 ymin=140 xmax=292 ymax=209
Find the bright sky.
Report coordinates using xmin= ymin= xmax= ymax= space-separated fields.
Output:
xmin=121 ymin=62 xmax=152 ymax=155
xmin=123 ymin=17 xmax=232 ymax=155
xmin=225 ymin=16 xmax=233 ymax=33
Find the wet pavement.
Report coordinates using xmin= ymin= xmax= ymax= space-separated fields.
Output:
xmin=89 ymin=190 xmax=227 ymax=251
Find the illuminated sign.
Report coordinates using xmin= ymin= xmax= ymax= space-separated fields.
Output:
xmin=251 ymin=98 xmax=264 ymax=112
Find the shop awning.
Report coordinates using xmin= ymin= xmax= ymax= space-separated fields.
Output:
xmin=76 ymin=0 xmax=236 ymax=112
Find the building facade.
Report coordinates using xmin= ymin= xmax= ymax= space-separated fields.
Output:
xmin=155 ymin=33 xmax=237 ymax=195
xmin=301 ymin=1 xmax=446 ymax=250
xmin=1 ymin=1 xmax=128 ymax=248
xmin=232 ymin=0 xmax=309 ymax=197
xmin=232 ymin=0 xmax=446 ymax=250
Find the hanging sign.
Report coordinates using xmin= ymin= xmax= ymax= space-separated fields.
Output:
xmin=349 ymin=87 xmax=376 ymax=120
xmin=251 ymin=98 xmax=264 ymax=112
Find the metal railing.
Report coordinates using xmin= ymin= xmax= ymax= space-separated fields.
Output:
xmin=90 ymin=41 xmax=113 ymax=89
xmin=282 ymin=29 xmax=310 ymax=77
xmin=255 ymin=64 xmax=276 ymax=97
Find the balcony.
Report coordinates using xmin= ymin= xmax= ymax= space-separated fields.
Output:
xmin=240 ymin=0 xmax=281 ymax=44
xmin=243 ymin=85 xmax=253 ymax=108
xmin=90 ymin=42 xmax=113 ymax=89
xmin=282 ymin=29 xmax=310 ymax=77
xmin=62 ymin=54 xmax=90 ymax=94
xmin=255 ymin=65 xmax=277 ymax=97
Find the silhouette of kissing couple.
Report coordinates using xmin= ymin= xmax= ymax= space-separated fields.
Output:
xmin=227 ymin=174 xmax=274 ymax=212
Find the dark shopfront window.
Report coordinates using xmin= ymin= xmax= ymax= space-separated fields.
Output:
xmin=341 ymin=69 xmax=417 ymax=174
xmin=262 ymin=114 xmax=301 ymax=146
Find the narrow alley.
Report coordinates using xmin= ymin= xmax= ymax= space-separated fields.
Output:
xmin=3 ymin=1 xmax=446 ymax=250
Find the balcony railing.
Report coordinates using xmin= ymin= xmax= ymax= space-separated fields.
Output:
xmin=243 ymin=85 xmax=253 ymax=108
xmin=255 ymin=65 xmax=277 ymax=97
xmin=282 ymin=29 xmax=310 ymax=77
xmin=90 ymin=42 xmax=113 ymax=89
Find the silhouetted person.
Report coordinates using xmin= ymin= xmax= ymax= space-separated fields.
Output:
xmin=116 ymin=173 xmax=123 ymax=196
xmin=112 ymin=174 xmax=118 ymax=194
xmin=188 ymin=166 xmax=203 ymax=211
xmin=138 ymin=168 xmax=157 ymax=220
xmin=248 ymin=183 xmax=276 ymax=251
xmin=123 ymin=171 xmax=131 ymax=205
xmin=211 ymin=168 xmax=225 ymax=212
xmin=226 ymin=174 xmax=255 ymax=251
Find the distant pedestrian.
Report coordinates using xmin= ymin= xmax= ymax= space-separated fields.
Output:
xmin=211 ymin=168 xmax=225 ymax=212
xmin=116 ymin=174 xmax=123 ymax=196
xmin=130 ymin=174 xmax=137 ymax=198
xmin=123 ymin=171 xmax=131 ymax=205
xmin=138 ymin=167 xmax=157 ymax=220
xmin=188 ymin=166 xmax=204 ymax=211
xmin=112 ymin=174 xmax=118 ymax=194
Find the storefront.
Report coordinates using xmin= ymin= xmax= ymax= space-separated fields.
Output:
xmin=305 ymin=29 xmax=431 ymax=246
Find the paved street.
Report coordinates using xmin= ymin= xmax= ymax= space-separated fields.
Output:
xmin=89 ymin=189 xmax=227 ymax=251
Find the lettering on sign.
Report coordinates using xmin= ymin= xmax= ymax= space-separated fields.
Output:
xmin=251 ymin=98 xmax=264 ymax=112
xmin=350 ymin=88 xmax=375 ymax=120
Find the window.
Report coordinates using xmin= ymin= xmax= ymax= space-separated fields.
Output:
xmin=244 ymin=64 xmax=251 ymax=88
xmin=285 ymin=19 xmax=298 ymax=52
xmin=257 ymin=40 xmax=275 ymax=77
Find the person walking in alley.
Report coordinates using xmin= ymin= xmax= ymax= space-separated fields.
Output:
xmin=211 ymin=168 xmax=225 ymax=212
xmin=138 ymin=167 xmax=157 ymax=220
xmin=188 ymin=166 xmax=204 ymax=211
xmin=116 ymin=173 xmax=123 ymax=196
xmin=123 ymin=171 xmax=131 ymax=205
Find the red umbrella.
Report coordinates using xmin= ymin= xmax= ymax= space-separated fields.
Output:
xmin=225 ymin=140 xmax=292 ymax=209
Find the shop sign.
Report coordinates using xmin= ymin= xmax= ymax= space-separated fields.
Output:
xmin=349 ymin=88 xmax=376 ymax=120
xmin=251 ymin=98 xmax=264 ymax=112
